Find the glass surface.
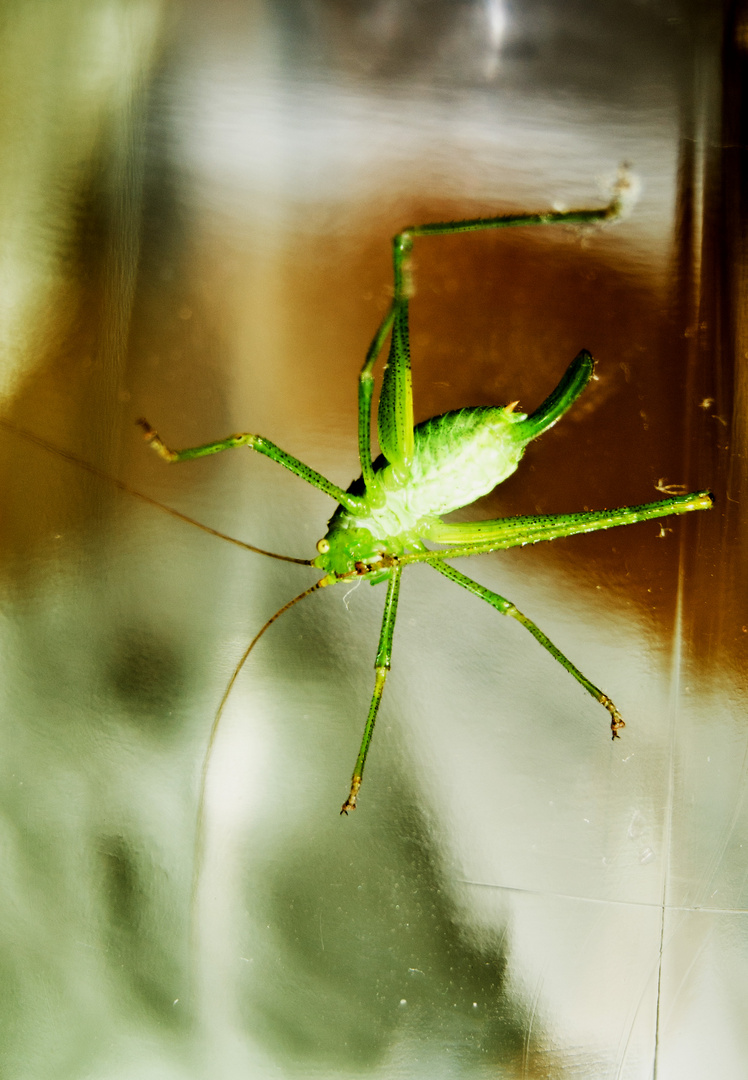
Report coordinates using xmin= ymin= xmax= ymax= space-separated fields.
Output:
xmin=0 ymin=1 xmax=743 ymax=1077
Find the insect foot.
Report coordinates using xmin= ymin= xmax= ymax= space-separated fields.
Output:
xmin=137 ymin=418 xmax=179 ymax=462
xmin=605 ymin=163 xmax=642 ymax=222
xmin=341 ymin=779 xmax=361 ymax=815
xmin=600 ymin=695 xmax=626 ymax=739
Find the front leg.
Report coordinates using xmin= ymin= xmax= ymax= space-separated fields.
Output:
xmin=138 ymin=419 xmax=364 ymax=513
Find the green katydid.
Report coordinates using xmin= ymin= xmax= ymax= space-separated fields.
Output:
xmin=138 ymin=176 xmax=712 ymax=815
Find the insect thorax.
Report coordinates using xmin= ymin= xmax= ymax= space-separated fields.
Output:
xmin=315 ymin=406 xmax=531 ymax=577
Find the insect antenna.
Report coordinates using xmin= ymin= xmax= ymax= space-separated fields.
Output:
xmin=0 ymin=416 xmax=313 ymax=565
xmin=202 ymin=579 xmax=326 ymax=770
xmin=198 ymin=583 xmax=323 ymax=777
xmin=191 ymin=579 xmax=326 ymax=936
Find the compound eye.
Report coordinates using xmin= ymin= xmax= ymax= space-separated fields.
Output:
xmin=316 ymin=538 xmax=330 ymax=554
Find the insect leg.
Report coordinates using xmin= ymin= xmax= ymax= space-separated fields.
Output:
xmin=341 ymin=565 xmax=402 ymax=814
xmin=420 ymin=491 xmax=713 ymax=554
xmin=372 ymin=174 xmax=632 ymax=481
xmin=376 ymin=299 xmax=414 ymax=476
xmin=359 ymin=304 xmax=396 ymax=488
xmin=138 ymin=420 xmax=365 ymax=514
xmin=428 ymin=560 xmax=625 ymax=737
xmin=404 ymin=169 xmax=633 ymax=245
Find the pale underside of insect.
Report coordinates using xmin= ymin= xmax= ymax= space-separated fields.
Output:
xmin=136 ymin=173 xmax=713 ymax=815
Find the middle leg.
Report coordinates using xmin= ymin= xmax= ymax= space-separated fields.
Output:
xmin=341 ymin=565 xmax=402 ymax=813
xmin=429 ymin=560 xmax=624 ymax=737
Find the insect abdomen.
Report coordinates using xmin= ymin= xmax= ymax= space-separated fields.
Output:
xmin=375 ymin=407 xmax=529 ymax=526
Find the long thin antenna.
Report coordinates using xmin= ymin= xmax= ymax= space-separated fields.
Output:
xmin=0 ymin=416 xmax=313 ymax=565
xmin=190 ymin=579 xmax=326 ymax=957
xmin=200 ymin=580 xmax=326 ymax=785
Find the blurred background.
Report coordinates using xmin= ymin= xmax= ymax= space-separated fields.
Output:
xmin=0 ymin=0 xmax=744 ymax=1077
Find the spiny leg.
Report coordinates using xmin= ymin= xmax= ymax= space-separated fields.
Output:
xmin=389 ymin=171 xmax=631 ymax=307
xmin=429 ymin=560 xmax=624 ymax=737
xmin=376 ymin=300 xmax=414 ymax=476
xmin=359 ymin=281 xmax=414 ymax=482
xmin=358 ymin=211 xmax=419 ymax=483
xmin=341 ymin=565 xmax=402 ymax=814
xmin=409 ymin=491 xmax=711 ymax=732
xmin=359 ymin=173 xmax=632 ymax=484
xmin=0 ymin=416 xmax=312 ymax=564
xmin=418 ymin=490 xmax=714 ymax=555
xmin=358 ymin=305 xmax=396 ymax=488
xmin=399 ymin=166 xmax=633 ymax=251
xmin=389 ymin=176 xmax=631 ymax=323
xmin=138 ymin=419 xmax=364 ymax=514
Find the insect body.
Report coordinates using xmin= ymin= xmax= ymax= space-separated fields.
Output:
xmin=318 ymin=404 xmax=537 ymax=577
xmin=140 ymin=177 xmax=712 ymax=814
